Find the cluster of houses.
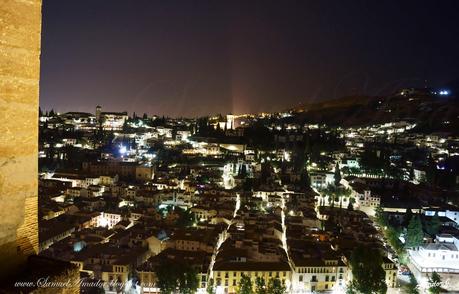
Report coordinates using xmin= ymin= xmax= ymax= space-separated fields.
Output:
xmin=37 ymin=105 xmax=459 ymax=293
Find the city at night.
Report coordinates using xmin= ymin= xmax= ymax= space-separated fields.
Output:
xmin=1 ymin=1 xmax=459 ymax=293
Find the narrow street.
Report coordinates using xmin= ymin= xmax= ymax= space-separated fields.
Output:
xmin=208 ymin=190 xmax=240 ymax=281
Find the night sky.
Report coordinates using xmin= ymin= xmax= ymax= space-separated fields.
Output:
xmin=40 ymin=0 xmax=459 ymax=117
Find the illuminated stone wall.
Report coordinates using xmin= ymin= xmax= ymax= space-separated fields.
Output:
xmin=0 ymin=0 xmax=42 ymax=278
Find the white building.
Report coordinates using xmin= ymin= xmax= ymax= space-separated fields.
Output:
xmin=66 ymin=187 xmax=83 ymax=198
xmin=291 ymin=257 xmax=347 ymax=293
xmin=99 ymin=175 xmax=118 ymax=186
xmin=310 ymin=173 xmax=334 ymax=189
xmin=60 ymin=112 xmax=96 ymax=130
xmin=408 ymin=234 xmax=459 ymax=291
xmin=156 ymin=126 xmax=173 ymax=138
xmin=349 ymin=183 xmax=380 ymax=216
xmin=99 ymin=110 xmax=129 ymax=130
xmin=424 ymin=206 xmax=459 ymax=225
xmin=99 ymin=212 xmax=122 ymax=229
xmin=339 ymin=158 xmax=360 ymax=170
xmin=176 ymin=130 xmax=191 ymax=141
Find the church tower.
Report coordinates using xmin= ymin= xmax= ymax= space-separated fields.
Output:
xmin=96 ymin=105 xmax=102 ymax=122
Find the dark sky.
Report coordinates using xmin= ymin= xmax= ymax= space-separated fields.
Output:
xmin=40 ymin=0 xmax=459 ymax=117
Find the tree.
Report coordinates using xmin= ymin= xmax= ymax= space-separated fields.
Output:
xmin=180 ymin=267 xmax=199 ymax=294
xmin=237 ymin=274 xmax=253 ymax=294
xmin=156 ymin=262 xmax=178 ymax=293
xmin=322 ymin=184 xmax=352 ymax=209
xmin=122 ymin=121 xmax=129 ymax=132
xmin=386 ymin=225 xmax=404 ymax=256
xmin=299 ymin=170 xmax=311 ymax=191
xmin=206 ymin=278 xmax=216 ymax=294
xmin=403 ymin=208 xmax=413 ymax=227
xmin=347 ymin=198 xmax=354 ymax=211
xmin=334 ymin=162 xmax=342 ymax=186
xmin=348 ymin=245 xmax=387 ymax=294
xmin=254 ymin=277 xmax=267 ymax=294
xmin=267 ymin=278 xmax=286 ymax=294
xmin=425 ymin=212 xmax=441 ymax=237
xmin=428 ymin=272 xmax=442 ymax=294
xmin=340 ymin=186 xmax=352 ymax=198
xmin=406 ymin=215 xmax=423 ymax=248
xmin=375 ymin=205 xmax=387 ymax=227
xmin=403 ymin=274 xmax=419 ymax=294
xmin=174 ymin=207 xmax=196 ymax=227
xmin=155 ymin=260 xmax=198 ymax=294
xmin=323 ymin=184 xmax=337 ymax=206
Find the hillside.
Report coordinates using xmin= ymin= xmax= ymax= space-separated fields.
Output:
xmin=291 ymin=92 xmax=459 ymax=134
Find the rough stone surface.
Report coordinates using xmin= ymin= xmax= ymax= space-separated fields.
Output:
xmin=0 ymin=0 xmax=42 ymax=278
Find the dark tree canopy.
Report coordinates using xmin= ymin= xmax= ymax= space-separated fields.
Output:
xmin=237 ymin=274 xmax=253 ymax=294
xmin=267 ymin=278 xmax=287 ymax=294
xmin=254 ymin=277 xmax=267 ymax=294
xmin=428 ymin=272 xmax=442 ymax=294
xmin=348 ymin=245 xmax=387 ymax=294
xmin=403 ymin=274 xmax=419 ymax=294
xmin=334 ymin=162 xmax=342 ymax=186
xmin=406 ymin=215 xmax=423 ymax=248
xmin=206 ymin=278 xmax=216 ymax=294
xmin=425 ymin=213 xmax=441 ymax=237
xmin=155 ymin=259 xmax=199 ymax=294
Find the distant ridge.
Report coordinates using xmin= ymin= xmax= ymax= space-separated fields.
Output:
xmin=292 ymin=95 xmax=374 ymax=112
xmin=287 ymin=90 xmax=459 ymax=134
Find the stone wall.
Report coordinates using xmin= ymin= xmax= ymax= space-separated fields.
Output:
xmin=0 ymin=0 xmax=42 ymax=278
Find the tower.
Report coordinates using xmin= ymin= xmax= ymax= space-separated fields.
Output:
xmin=226 ymin=114 xmax=235 ymax=130
xmin=0 ymin=1 xmax=81 ymax=289
xmin=0 ymin=0 xmax=41 ymax=278
xmin=96 ymin=105 xmax=102 ymax=122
